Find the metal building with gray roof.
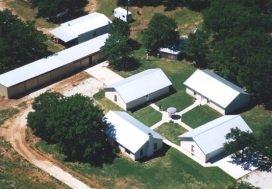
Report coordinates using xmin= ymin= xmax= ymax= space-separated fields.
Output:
xmin=179 ymin=115 xmax=252 ymax=163
xmin=105 ymin=111 xmax=164 ymax=160
xmin=50 ymin=12 xmax=111 ymax=46
xmin=105 ymin=69 xmax=172 ymax=110
xmin=184 ymin=69 xmax=250 ymax=114
xmin=0 ymin=34 xmax=109 ymax=99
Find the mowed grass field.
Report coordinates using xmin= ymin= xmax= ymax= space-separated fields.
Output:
xmin=36 ymin=141 xmax=233 ymax=189
xmin=182 ymin=105 xmax=221 ymax=128
xmin=155 ymin=123 xmax=187 ymax=144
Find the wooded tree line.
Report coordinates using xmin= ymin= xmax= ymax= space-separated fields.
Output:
xmin=0 ymin=10 xmax=49 ymax=74
xmin=29 ymin=0 xmax=88 ymax=22
xmin=27 ymin=92 xmax=116 ymax=165
xmin=185 ymin=0 xmax=272 ymax=107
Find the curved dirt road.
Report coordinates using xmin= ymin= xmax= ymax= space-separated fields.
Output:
xmin=2 ymin=107 xmax=92 ymax=189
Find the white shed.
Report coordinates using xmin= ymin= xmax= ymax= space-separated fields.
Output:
xmin=184 ymin=69 xmax=250 ymax=114
xmin=50 ymin=12 xmax=111 ymax=46
xmin=105 ymin=111 xmax=164 ymax=160
xmin=179 ymin=115 xmax=252 ymax=163
xmin=105 ymin=69 xmax=172 ymax=110
xmin=114 ymin=7 xmax=132 ymax=22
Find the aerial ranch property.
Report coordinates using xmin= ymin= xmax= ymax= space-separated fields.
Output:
xmin=1 ymin=1 xmax=270 ymax=188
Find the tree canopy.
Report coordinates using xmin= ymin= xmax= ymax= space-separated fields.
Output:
xmin=109 ymin=19 xmax=130 ymax=37
xmin=29 ymin=0 xmax=88 ymax=22
xmin=224 ymin=125 xmax=272 ymax=171
xmin=27 ymin=92 xmax=116 ymax=165
xmin=185 ymin=0 xmax=272 ymax=107
xmin=142 ymin=13 xmax=179 ymax=53
xmin=0 ymin=10 xmax=49 ymax=74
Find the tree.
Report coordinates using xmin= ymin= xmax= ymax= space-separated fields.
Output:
xmin=101 ymin=33 xmax=132 ymax=70
xmin=109 ymin=19 xmax=130 ymax=37
xmin=142 ymin=13 xmax=179 ymax=53
xmin=29 ymin=0 xmax=88 ymax=22
xmin=27 ymin=92 xmax=116 ymax=165
xmin=224 ymin=125 xmax=272 ymax=171
xmin=0 ymin=10 xmax=49 ymax=74
xmin=185 ymin=30 xmax=210 ymax=68
xmin=224 ymin=128 xmax=254 ymax=162
xmin=227 ymin=181 xmax=259 ymax=189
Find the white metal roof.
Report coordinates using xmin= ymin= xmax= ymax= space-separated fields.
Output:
xmin=184 ymin=69 xmax=248 ymax=108
xmin=106 ymin=69 xmax=172 ymax=103
xmin=114 ymin=7 xmax=132 ymax=15
xmin=50 ymin=12 xmax=111 ymax=42
xmin=0 ymin=34 xmax=109 ymax=87
xmin=159 ymin=47 xmax=180 ymax=55
xmin=105 ymin=111 xmax=164 ymax=154
xmin=180 ymin=115 xmax=252 ymax=155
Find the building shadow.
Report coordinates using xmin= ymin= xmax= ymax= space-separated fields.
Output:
xmin=138 ymin=144 xmax=171 ymax=163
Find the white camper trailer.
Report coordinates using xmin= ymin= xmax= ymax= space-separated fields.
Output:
xmin=114 ymin=7 xmax=132 ymax=22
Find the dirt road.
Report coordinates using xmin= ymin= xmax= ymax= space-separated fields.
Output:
xmin=0 ymin=70 xmax=106 ymax=189
xmin=1 ymin=106 xmax=92 ymax=189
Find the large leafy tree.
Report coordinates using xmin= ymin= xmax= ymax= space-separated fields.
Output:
xmin=142 ymin=13 xmax=179 ymax=53
xmin=29 ymin=0 xmax=88 ymax=22
xmin=224 ymin=128 xmax=255 ymax=162
xmin=224 ymin=125 xmax=272 ymax=171
xmin=184 ymin=30 xmax=210 ymax=68
xmin=0 ymin=10 xmax=49 ymax=74
xmin=27 ymin=92 xmax=116 ymax=165
xmin=109 ymin=19 xmax=130 ymax=37
xmin=101 ymin=33 xmax=132 ymax=70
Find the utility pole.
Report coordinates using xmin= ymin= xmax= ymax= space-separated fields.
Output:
xmin=127 ymin=0 xmax=130 ymax=22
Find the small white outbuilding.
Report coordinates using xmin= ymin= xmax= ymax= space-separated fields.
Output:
xmin=114 ymin=7 xmax=132 ymax=22
xmin=179 ymin=115 xmax=252 ymax=163
xmin=184 ymin=69 xmax=250 ymax=114
xmin=105 ymin=111 xmax=164 ymax=160
xmin=105 ymin=69 xmax=172 ymax=110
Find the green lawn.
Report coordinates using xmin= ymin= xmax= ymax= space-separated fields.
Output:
xmin=242 ymin=105 xmax=272 ymax=134
xmin=0 ymin=108 xmax=19 ymax=126
xmin=155 ymin=123 xmax=187 ymax=144
xmin=36 ymin=141 xmax=233 ymax=189
xmin=182 ymin=105 xmax=221 ymax=128
xmin=66 ymin=148 xmax=233 ymax=189
xmin=130 ymin=106 xmax=162 ymax=126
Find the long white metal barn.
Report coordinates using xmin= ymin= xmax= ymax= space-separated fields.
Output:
xmin=0 ymin=34 xmax=109 ymax=99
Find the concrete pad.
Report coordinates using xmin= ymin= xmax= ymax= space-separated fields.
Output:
xmin=242 ymin=171 xmax=272 ymax=189
xmin=85 ymin=62 xmax=124 ymax=86
xmin=213 ymin=155 xmax=256 ymax=179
